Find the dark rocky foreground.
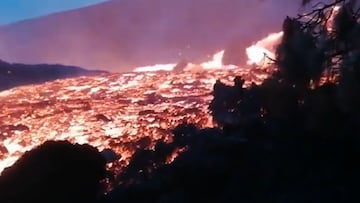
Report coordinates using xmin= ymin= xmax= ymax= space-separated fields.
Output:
xmin=104 ymin=124 xmax=360 ymax=203
xmin=1 ymin=122 xmax=360 ymax=203
xmin=0 ymin=140 xmax=107 ymax=203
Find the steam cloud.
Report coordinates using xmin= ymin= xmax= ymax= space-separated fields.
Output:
xmin=0 ymin=0 xmax=313 ymax=72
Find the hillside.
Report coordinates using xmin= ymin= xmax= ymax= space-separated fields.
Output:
xmin=0 ymin=60 xmax=106 ymax=91
xmin=0 ymin=0 xmax=298 ymax=72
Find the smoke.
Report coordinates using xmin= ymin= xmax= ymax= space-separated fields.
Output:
xmin=0 ymin=0 xmax=314 ymax=72
xmin=246 ymin=31 xmax=284 ymax=66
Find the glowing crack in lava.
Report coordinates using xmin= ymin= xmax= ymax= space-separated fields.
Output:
xmin=0 ymin=35 xmax=282 ymax=174
xmin=246 ymin=31 xmax=283 ymax=66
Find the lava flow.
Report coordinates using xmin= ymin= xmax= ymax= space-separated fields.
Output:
xmin=246 ymin=31 xmax=283 ymax=66
xmin=0 ymin=33 xmax=280 ymax=174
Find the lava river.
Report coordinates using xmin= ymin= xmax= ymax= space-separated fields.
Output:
xmin=0 ymin=66 xmax=273 ymax=174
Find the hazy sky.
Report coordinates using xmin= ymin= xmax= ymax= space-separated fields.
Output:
xmin=0 ymin=0 xmax=108 ymax=25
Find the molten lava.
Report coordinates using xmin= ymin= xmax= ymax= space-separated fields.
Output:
xmin=244 ymin=3 xmax=343 ymax=67
xmin=133 ymin=63 xmax=177 ymax=72
xmin=200 ymin=50 xmax=225 ymax=69
xmin=0 ymin=65 xmax=272 ymax=174
xmin=0 ymin=30 xmax=285 ymax=175
xmin=246 ymin=31 xmax=283 ymax=66
xmin=132 ymin=50 xmax=236 ymax=73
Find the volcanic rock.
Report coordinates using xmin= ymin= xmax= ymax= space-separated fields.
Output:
xmin=0 ymin=140 xmax=107 ymax=203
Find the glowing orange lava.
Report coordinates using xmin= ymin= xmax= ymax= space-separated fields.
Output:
xmin=0 ymin=2 xmax=346 ymax=175
xmin=246 ymin=31 xmax=283 ymax=66
xmin=0 ymin=29 xmax=286 ymax=174
xmin=133 ymin=63 xmax=177 ymax=72
xmin=0 ymin=66 xmax=272 ymax=174
xmin=199 ymin=50 xmax=225 ymax=69
xmin=133 ymin=50 xmax=236 ymax=73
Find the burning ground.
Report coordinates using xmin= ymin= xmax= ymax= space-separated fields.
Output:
xmin=2 ymin=2 xmax=360 ymax=201
xmin=0 ymin=66 xmax=271 ymax=174
xmin=0 ymin=30 xmax=281 ymax=173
